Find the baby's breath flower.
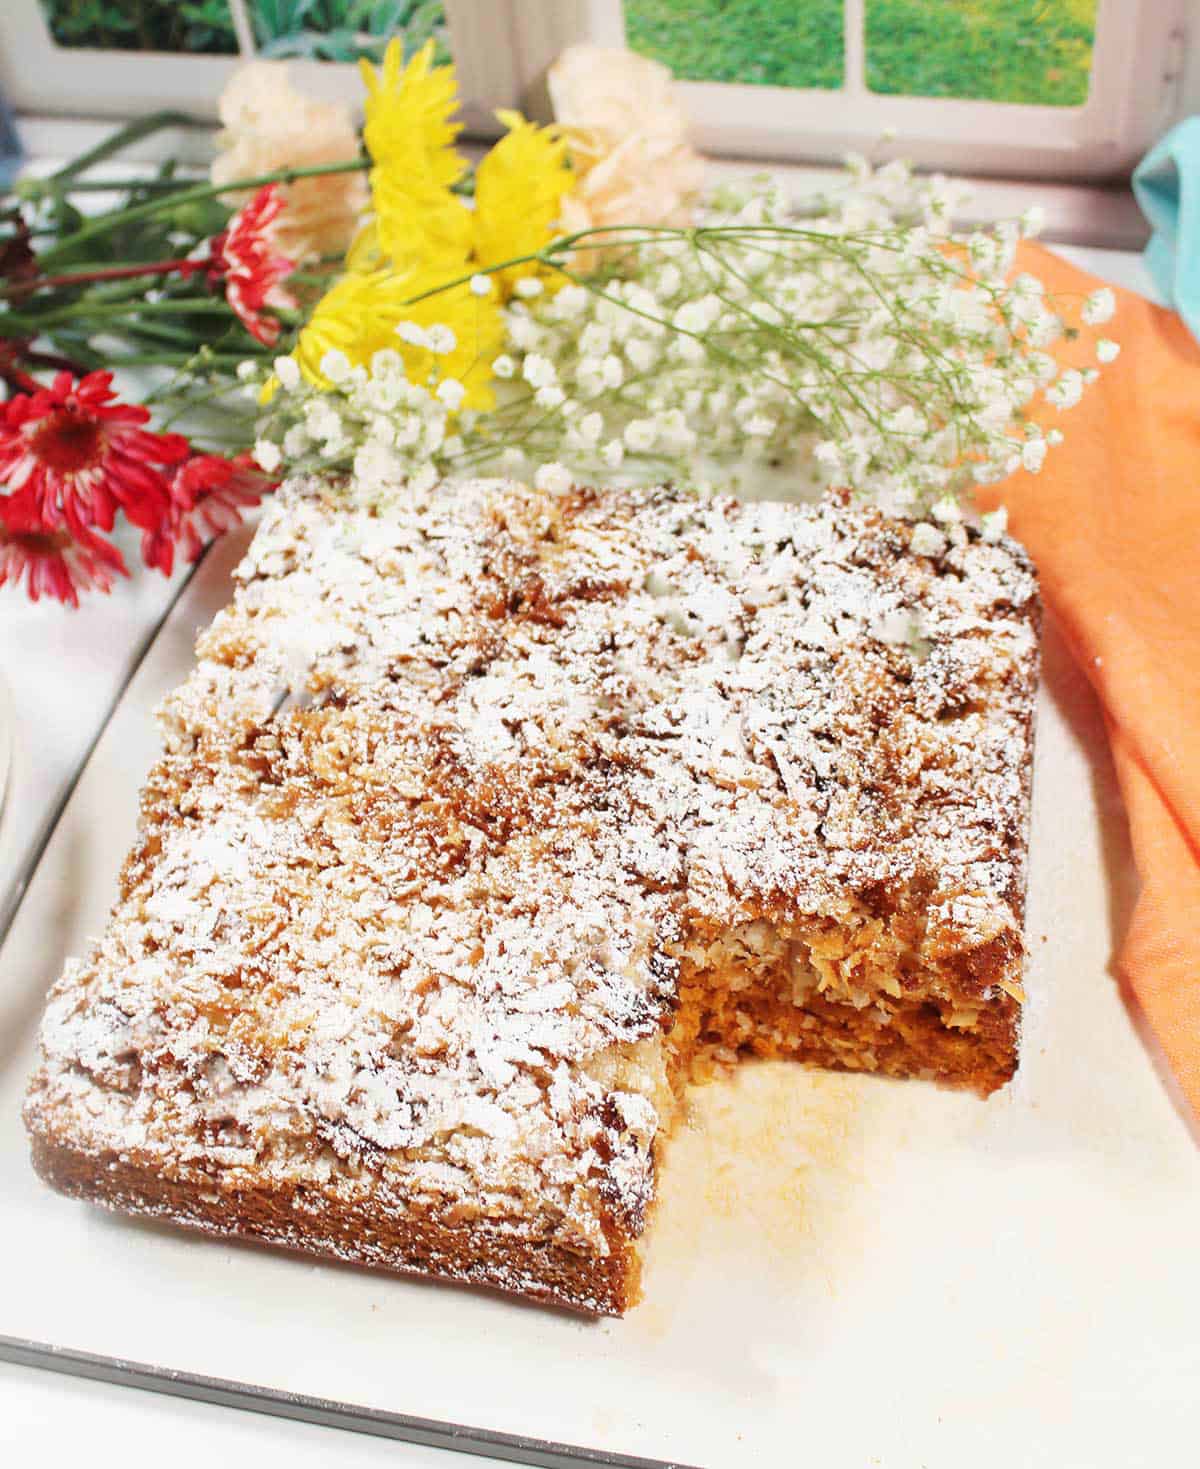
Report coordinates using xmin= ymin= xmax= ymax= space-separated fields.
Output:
xmin=252 ymin=164 xmax=1109 ymax=520
xmin=553 ymin=284 xmax=591 ymax=318
xmin=930 ymin=496 xmax=963 ymax=524
xmin=657 ymin=264 xmax=682 ymax=297
xmin=1046 ymin=369 xmax=1084 ymax=410
xmin=436 ymin=377 xmax=466 ymax=411
xmin=522 ymin=353 xmax=557 ymax=388
xmin=601 ymin=354 xmax=624 ymax=389
xmin=319 ymin=349 xmax=351 ymax=384
xmin=1027 ymin=311 xmax=1064 ymax=349
xmin=506 ymin=313 xmax=541 ymax=350
xmin=354 ymin=439 xmax=402 ymax=492
xmin=1082 ymin=287 xmax=1116 ymax=326
xmin=980 ymin=507 xmax=1009 ymax=542
xmin=1096 ymin=337 xmax=1120 ymax=363
xmin=370 ymin=347 xmax=403 ymax=378
xmin=623 ymin=418 xmax=658 ymax=452
xmin=273 ymin=355 xmax=301 ymax=391
xmin=426 ymin=324 xmax=458 ymax=355
xmin=253 ymin=438 xmax=282 ymax=472
xmin=410 ymin=462 xmax=439 ymax=495
xmin=1019 ymin=205 xmax=1046 ymax=238
xmin=626 ymin=339 xmax=657 ymax=373
xmin=578 ymin=411 xmax=604 ymax=445
xmin=579 ymin=323 xmax=611 ymax=357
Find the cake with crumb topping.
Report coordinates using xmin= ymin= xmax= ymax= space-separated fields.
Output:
xmin=24 ymin=475 xmax=1040 ymax=1315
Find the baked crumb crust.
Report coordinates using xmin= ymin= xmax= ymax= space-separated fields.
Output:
xmin=24 ymin=476 xmax=1040 ymax=1314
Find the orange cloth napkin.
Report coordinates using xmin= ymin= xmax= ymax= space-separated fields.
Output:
xmin=977 ymin=242 xmax=1200 ymax=1121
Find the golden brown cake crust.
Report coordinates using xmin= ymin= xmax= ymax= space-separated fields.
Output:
xmin=24 ymin=475 xmax=1041 ymax=1313
xmin=28 ymin=1133 xmax=637 ymax=1315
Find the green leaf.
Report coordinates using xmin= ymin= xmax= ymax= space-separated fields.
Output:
xmin=252 ymin=0 xmax=321 ymax=44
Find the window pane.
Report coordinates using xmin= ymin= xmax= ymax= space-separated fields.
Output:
xmin=38 ymin=0 xmax=238 ymax=53
xmin=38 ymin=2 xmax=451 ymax=66
xmin=625 ymin=0 xmax=844 ymax=90
xmin=252 ymin=0 xmax=450 ymax=67
xmin=865 ymin=0 xmax=1097 ymax=106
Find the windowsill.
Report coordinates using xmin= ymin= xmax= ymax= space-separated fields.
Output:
xmin=15 ymin=112 xmax=1148 ymax=253
xmin=704 ymin=157 xmax=1148 ymax=251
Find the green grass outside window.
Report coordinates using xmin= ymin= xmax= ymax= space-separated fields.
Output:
xmin=625 ymin=0 xmax=1096 ymax=106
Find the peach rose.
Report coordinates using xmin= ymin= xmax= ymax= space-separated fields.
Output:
xmin=548 ymin=45 xmax=704 ymax=266
xmin=212 ymin=63 xmax=367 ymax=263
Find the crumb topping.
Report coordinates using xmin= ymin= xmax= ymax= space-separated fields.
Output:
xmin=26 ymin=475 xmax=1039 ymax=1281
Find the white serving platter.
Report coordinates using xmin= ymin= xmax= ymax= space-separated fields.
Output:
xmin=1 ymin=522 xmax=1198 ymax=1468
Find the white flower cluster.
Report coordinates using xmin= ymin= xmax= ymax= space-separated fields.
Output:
xmin=250 ymin=161 xmax=1114 ymax=517
xmin=249 ymin=345 xmax=466 ymax=499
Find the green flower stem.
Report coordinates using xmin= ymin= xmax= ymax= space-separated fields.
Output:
xmin=43 ymin=111 xmax=195 ymax=186
xmin=396 ymin=226 xmax=694 ymax=307
xmin=110 ymin=318 xmax=212 ymax=347
xmin=30 ymin=176 xmax=200 ymax=195
xmin=35 ymin=157 xmax=371 ymax=273
xmin=156 ymin=382 xmax=252 ymax=427
xmin=104 ymin=350 xmax=260 ymax=369
xmin=2 ymin=297 xmax=246 ymax=333
xmin=687 ymin=240 xmax=872 ymax=437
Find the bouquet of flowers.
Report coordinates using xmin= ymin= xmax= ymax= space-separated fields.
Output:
xmin=0 ymin=41 xmax=1117 ymax=607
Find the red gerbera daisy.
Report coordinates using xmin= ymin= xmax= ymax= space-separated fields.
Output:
xmin=0 ymin=370 xmax=189 ymax=537
xmin=212 ymin=185 xmax=298 ymax=347
xmin=0 ymin=513 xmax=127 ymax=608
xmin=142 ymin=451 xmax=276 ymax=578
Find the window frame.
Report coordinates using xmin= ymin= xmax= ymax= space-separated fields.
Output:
xmin=0 ymin=0 xmax=523 ymax=135
xmin=513 ymin=0 xmax=1189 ymax=183
xmin=0 ymin=0 xmax=1187 ymax=182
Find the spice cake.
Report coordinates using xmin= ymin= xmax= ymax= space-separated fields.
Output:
xmin=24 ymin=475 xmax=1041 ymax=1314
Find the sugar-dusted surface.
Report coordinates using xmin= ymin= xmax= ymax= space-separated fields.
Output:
xmin=4 ymin=510 xmax=1198 ymax=1468
xmin=24 ymin=475 xmax=1039 ymax=1312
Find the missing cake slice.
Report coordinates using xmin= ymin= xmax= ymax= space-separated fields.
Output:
xmin=25 ymin=475 xmax=1040 ymax=1314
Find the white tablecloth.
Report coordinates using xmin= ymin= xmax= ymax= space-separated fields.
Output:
xmin=0 ymin=244 xmax=1159 ymax=1462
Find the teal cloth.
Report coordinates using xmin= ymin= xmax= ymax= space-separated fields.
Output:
xmin=1133 ymin=117 xmax=1200 ymax=342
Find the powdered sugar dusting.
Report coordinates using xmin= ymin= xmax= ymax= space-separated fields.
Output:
xmin=25 ymin=474 xmax=1039 ymax=1310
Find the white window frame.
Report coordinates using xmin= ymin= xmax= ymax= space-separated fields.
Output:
xmin=0 ymin=0 xmax=537 ymax=133
xmin=507 ymin=0 xmax=1189 ymax=182
xmin=1 ymin=0 xmax=1188 ymax=177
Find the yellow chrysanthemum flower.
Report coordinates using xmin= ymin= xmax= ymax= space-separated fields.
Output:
xmin=358 ymin=37 xmax=476 ymax=279
xmin=360 ymin=37 xmax=465 ymax=187
xmin=472 ymin=110 xmax=574 ymax=297
xmin=370 ymin=162 xmax=473 ymax=273
xmin=294 ymin=265 xmax=503 ymax=412
xmin=344 ymin=218 xmax=383 ymax=274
